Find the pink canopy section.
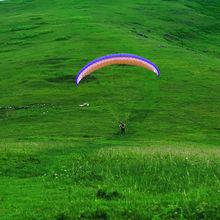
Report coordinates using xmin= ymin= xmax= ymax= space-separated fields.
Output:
xmin=75 ymin=54 xmax=160 ymax=85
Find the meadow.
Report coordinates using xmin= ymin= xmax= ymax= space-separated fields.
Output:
xmin=0 ymin=0 xmax=219 ymax=219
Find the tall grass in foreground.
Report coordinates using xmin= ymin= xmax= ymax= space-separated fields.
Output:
xmin=43 ymin=146 xmax=219 ymax=219
xmin=1 ymin=142 xmax=219 ymax=219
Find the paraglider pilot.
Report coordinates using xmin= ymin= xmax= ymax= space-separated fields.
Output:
xmin=119 ymin=122 xmax=126 ymax=135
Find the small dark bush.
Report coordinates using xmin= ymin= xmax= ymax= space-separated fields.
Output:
xmin=96 ymin=189 xmax=122 ymax=200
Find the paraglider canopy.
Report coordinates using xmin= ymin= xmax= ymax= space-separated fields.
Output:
xmin=75 ymin=53 xmax=160 ymax=85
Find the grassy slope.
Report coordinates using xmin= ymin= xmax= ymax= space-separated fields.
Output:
xmin=0 ymin=0 xmax=219 ymax=219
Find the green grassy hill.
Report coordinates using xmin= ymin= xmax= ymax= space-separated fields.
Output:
xmin=0 ymin=0 xmax=219 ymax=219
